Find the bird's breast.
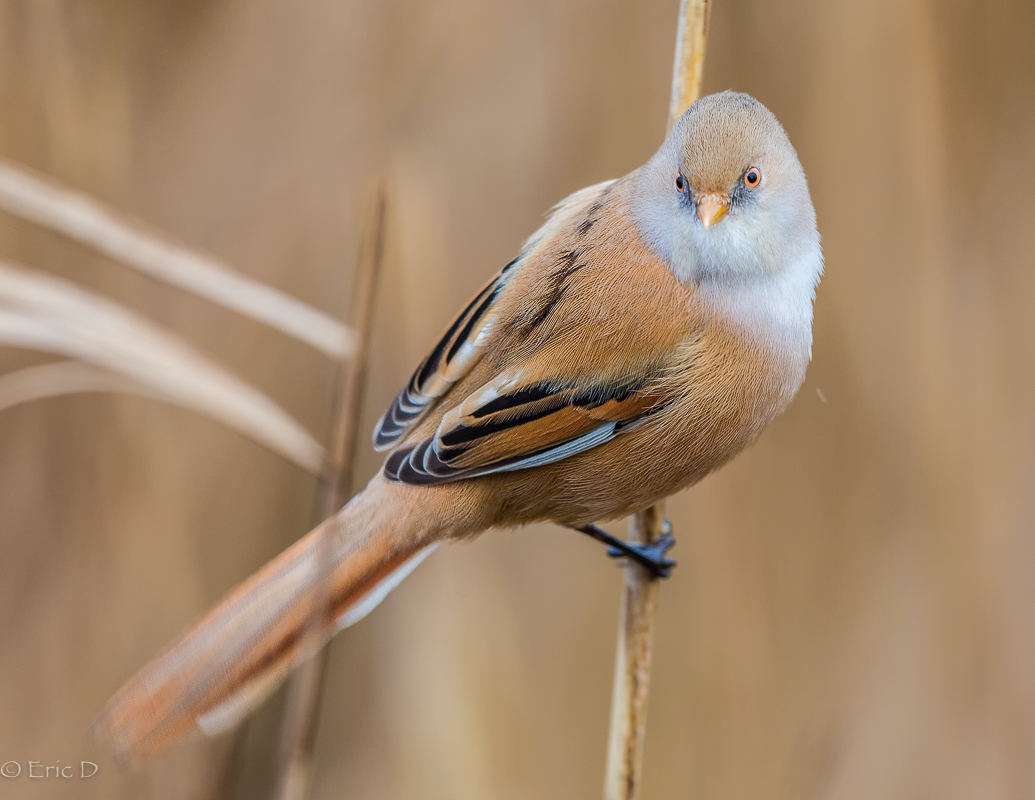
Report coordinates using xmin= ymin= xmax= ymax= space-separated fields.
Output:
xmin=490 ymin=318 xmax=803 ymax=527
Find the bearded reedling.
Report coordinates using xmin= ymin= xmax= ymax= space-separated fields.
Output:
xmin=94 ymin=91 xmax=823 ymax=762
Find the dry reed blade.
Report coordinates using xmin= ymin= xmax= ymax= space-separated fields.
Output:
xmin=0 ymin=360 xmax=162 ymax=413
xmin=603 ymin=3 xmax=710 ymax=799
xmin=0 ymin=159 xmax=355 ymax=359
xmin=273 ymin=185 xmax=388 ymax=800
xmin=0 ymin=260 xmax=324 ymax=474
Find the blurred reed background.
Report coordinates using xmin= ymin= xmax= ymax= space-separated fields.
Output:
xmin=1 ymin=0 xmax=1034 ymax=798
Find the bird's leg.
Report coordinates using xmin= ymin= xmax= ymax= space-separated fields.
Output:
xmin=572 ymin=521 xmax=676 ymax=579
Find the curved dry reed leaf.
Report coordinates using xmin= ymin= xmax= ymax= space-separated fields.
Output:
xmin=0 ymin=360 xmax=162 ymax=412
xmin=0 ymin=159 xmax=355 ymax=359
xmin=0 ymin=260 xmax=325 ymax=474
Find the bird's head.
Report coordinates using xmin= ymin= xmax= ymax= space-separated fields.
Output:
xmin=633 ymin=92 xmax=820 ymax=288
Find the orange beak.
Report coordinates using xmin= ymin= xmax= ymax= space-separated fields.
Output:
xmin=697 ymin=194 xmax=730 ymax=229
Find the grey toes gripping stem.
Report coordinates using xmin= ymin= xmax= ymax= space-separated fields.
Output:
xmin=573 ymin=521 xmax=676 ymax=579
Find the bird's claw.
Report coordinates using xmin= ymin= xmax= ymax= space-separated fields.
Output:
xmin=607 ymin=529 xmax=676 ymax=579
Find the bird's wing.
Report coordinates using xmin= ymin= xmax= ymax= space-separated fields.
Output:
xmin=372 ymin=266 xmax=512 ymax=450
xmin=375 ymin=175 xmax=694 ymax=486
xmin=382 ymin=364 xmax=671 ymax=485
xmin=372 ymin=180 xmax=617 ymax=451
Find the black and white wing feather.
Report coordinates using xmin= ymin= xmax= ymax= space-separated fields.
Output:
xmin=372 ymin=258 xmax=518 ymax=450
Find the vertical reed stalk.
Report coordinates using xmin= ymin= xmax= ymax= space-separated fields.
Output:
xmin=273 ymin=186 xmax=388 ymax=800
xmin=603 ymin=3 xmax=710 ymax=799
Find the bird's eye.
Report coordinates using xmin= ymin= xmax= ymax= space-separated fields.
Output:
xmin=675 ymin=175 xmax=686 ymax=193
xmin=743 ymin=168 xmax=761 ymax=188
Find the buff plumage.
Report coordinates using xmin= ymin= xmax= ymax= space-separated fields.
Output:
xmin=93 ymin=91 xmax=822 ymax=762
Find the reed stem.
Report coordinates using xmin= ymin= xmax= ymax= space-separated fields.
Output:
xmin=603 ymin=3 xmax=710 ymax=798
xmin=273 ymin=186 xmax=388 ymax=800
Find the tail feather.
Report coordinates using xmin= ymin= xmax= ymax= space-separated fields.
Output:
xmin=92 ymin=484 xmax=436 ymax=763
xmin=198 ymin=543 xmax=438 ymax=738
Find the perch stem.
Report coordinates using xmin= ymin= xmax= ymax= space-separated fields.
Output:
xmin=603 ymin=2 xmax=710 ymax=799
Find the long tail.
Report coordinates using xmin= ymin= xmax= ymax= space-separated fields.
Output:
xmin=92 ymin=477 xmax=447 ymax=763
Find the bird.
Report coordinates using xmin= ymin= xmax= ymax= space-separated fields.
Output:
xmin=93 ymin=91 xmax=823 ymax=762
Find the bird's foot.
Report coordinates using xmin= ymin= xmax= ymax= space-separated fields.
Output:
xmin=607 ymin=526 xmax=676 ymax=579
xmin=574 ymin=521 xmax=676 ymax=579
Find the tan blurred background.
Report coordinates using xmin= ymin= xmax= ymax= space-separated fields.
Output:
xmin=1 ymin=0 xmax=1034 ymax=798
